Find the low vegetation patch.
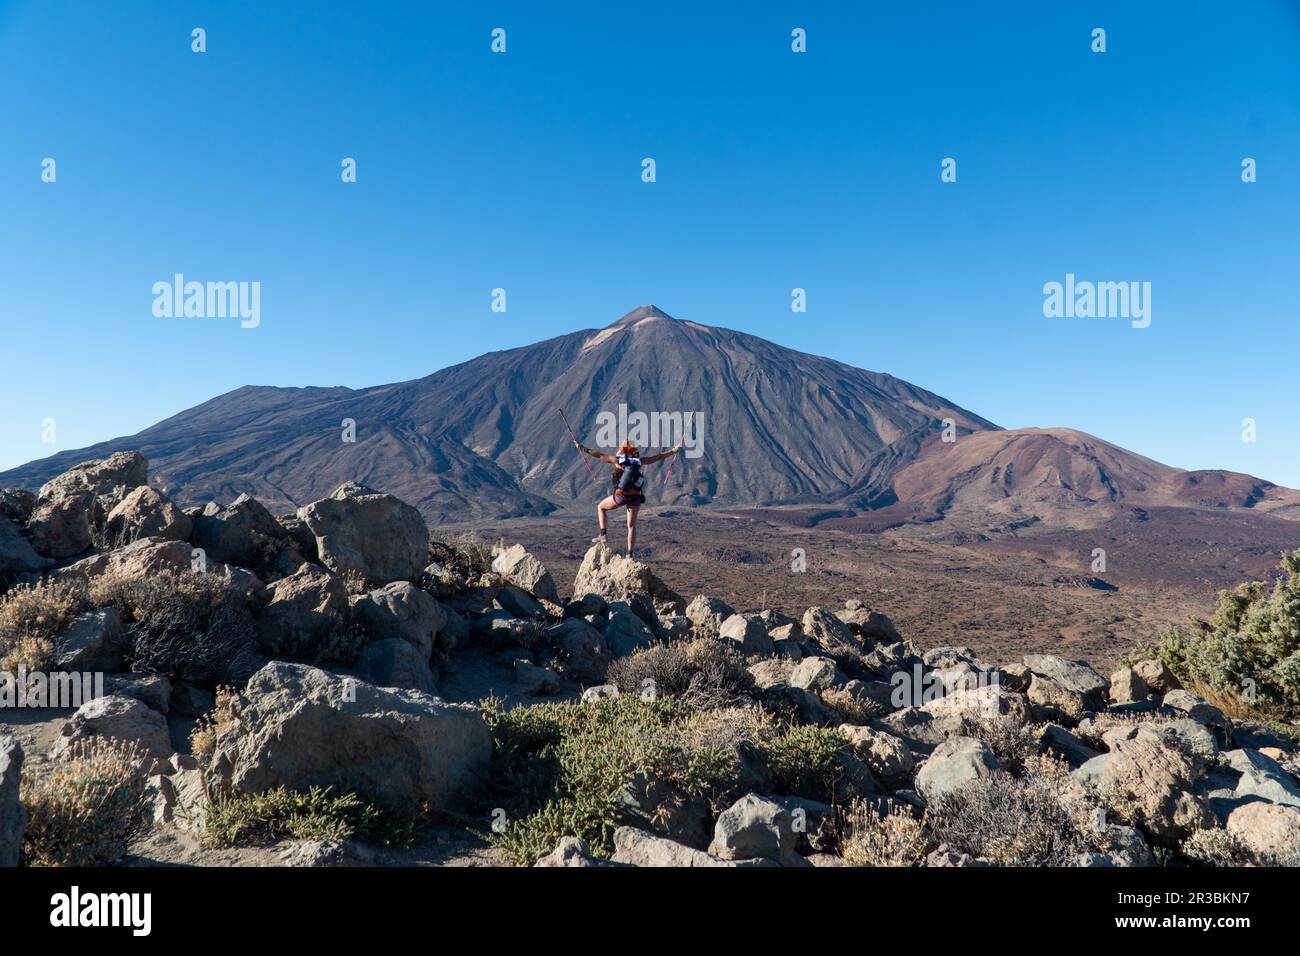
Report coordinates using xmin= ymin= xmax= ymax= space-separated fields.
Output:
xmin=91 ymin=569 xmax=260 ymax=687
xmin=607 ymin=638 xmax=753 ymax=707
xmin=21 ymin=739 xmax=150 ymax=866
xmin=926 ymin=756 xmax=1104 ymax=866
xmin=840 ymin=802 xmax=932 ymax=867
xmin=482 ymin=694 xmax=855 ymax=865
xmin=202 ymin=786 xmax=418 ymax=849
xmin=0 ymin=577 xmax=87 ymax=672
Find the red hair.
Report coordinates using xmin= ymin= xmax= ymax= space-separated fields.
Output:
xmin=619 ymin=442 xmax=638 ymax=456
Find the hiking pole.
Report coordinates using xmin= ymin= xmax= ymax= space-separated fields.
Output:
xmin=557 ymin=407 xmax=598 ymax=482
xmin=660 ymin=408 xmax=691 ymax=489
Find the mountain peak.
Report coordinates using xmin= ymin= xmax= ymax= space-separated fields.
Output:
xmin=610 ymin=304 xmax=676 ymax=327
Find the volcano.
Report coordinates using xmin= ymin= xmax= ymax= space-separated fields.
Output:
xmin=4 ymin=305 xmax=1298 ymax=529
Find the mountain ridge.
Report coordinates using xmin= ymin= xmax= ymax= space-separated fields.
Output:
xmin=4 ymin=306 xmax=1297 ymax=530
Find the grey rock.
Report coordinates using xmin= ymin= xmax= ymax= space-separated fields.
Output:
xmin=915 ymin=736 xmax=1001 ymax=803
xmin=0 ymin=736 xmax=24 ymax=867
xmin=685 ymin=595 xmax=735 ymax=639
xmin=298 ymin=482 xmax=429 ymax=584
xmin=354 ymin=639 xmax=436 ymax=694
xmin=718 ymin=613 xmax=774 ymax=657
xmin=351 ymin=581 xmax=446 ymax=660
xmin=106 ymin=673 xmax=172 ymax=713
xmin=708 ymin=793 xmax=800 ymax=865
xmin=208 ymin=662 xmax=490 ymax=810
xmin=53 ymin=608 xmax=125 ymax=672
xmin=51 ymin=694 xmax=173 ymax=772
xmin=491 ymin=544 xmax=558 ymax=602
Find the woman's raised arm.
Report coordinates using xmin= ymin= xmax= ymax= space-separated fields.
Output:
xmin=641 ymin=446 xmax=682 ymax=465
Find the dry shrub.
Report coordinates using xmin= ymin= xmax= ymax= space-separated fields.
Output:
xmin=1181 ymin=824 xmax=1300 ymax=867
xmin=821 ymin=687 xmax=883 ymax=725
xmin=957 ymin=716 xmax=1042 ymax=775
xmin=429 ymin=532 xmax=492 ymax=579
xmin=927 ymin=755 xmax=1105 ymax=866
xmin=841 ymin=801 xmax=931 ymax=867
xmin=1180 ymin=827 xmax=1254 ymax=867
xmin=190 ymin=685 xmax=240 ymax=759
xmin=0 ymin=577 xmax=87 ymax=672
xmin=92 ymin=569 xmax=259 ymax=687
xmin=340 ymin=568 xmax=369 ymax=596
xmin=607 ymin=638 xmax=752 ymax=708
xmin=21 ymin=739 xmax=151 ymax=866
xmin=1184 ymin=680 xmax=1260 ymax=722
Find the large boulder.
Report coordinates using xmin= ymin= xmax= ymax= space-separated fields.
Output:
xmin=1022 ymin=654 xmax=1108 ymax=700
xmin=790 ymin=656 xmax=838 ymax=691
xmin=605 ymin=602 xmax=655 ymax=657
xmin=299 ymin=482 xmax=428 ymax=584
xmin=836 ymin=600 xmax=901 ymax=642
xmin=920 ymin=683 xmax=1032 ymax=727
xmin=37 ymin=451 xmax=147 ymax=506
xmin=0 ymin=488 xmax=36 ymax=526
xmin=1132 ymin=658 xmax=1180 ymax=694
xmin=50 ymin=695 xmax=173 ymax=772
xmin=801 ymin=606 xmax=865 ymax=659
xmin=611 ymin=826 xmax=736 ymax=867
xmin=572 ymin=542 xmax=684 ymax=611
xmin=1161 ymin=690 xmax=1229 ymax=731
xmin=1108 ymin=666 xmax=1150 ymax=704
xmin=491 ymin=544 xmax=558 ymax=602
xmin=101 ymin=485 xmax=192 ymax=548
xmin=1222 ymin=748 xmax=1300 ymax=809
xmin=61 ymin=535 xmax=195 ymax=580
xmin=53 ymin=608 xmax=125 ymax=672
xmin=27 ymin=452 xmax=149 ymax=557
xmin=1225 ymin=802 xmax=1300 ymax=863
xmin=915 ymin=736 xmax=1001 ymax=804
xmin=708 ymin=793 xmax=799 ymax=865
xmin=351 ymin=581 xmax=446 ymax=660
xmin=24 ymin=491 xmax=95 ymax=559
xmin=718 ymin=613 xmax=775 ymax=658
xmin=191 ymin=494 xmax=287 ymax=569
xmin=0 ymin=736 xmax=24 ymax=867
xmin=1074 ymin=728 xmax=1212 ymax=847
xmin=353 ymin=639 xmax=436 ymax=694
xmin=685 ymin=595 xmax=735 ymax=639
xmin=207 ymin=662 xmax=490 ymax=811
xmin=838 ymin=724 xmax=915 ymax=790
xmin=550 ymin=618 xmax=613 ymax=684
xmin=257 ymin=565 xmax=348 ymax=659
xmin=0 ymin=514 xmax=50 ymax=584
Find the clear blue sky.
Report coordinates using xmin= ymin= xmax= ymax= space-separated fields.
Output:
xmin=3 ymin=1 xmax=1298 ymax=484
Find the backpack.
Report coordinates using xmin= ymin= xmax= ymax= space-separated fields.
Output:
xmin=613 ymin=454 xmax=644 ymax=493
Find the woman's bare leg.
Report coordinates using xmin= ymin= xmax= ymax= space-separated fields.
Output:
xmin=626 ymin=505 xmax=639 ymax=556
xmin=597 ymin=496 xmax=622 ymax=542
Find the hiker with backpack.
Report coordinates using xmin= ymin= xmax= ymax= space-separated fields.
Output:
xmin=573 ymin=439 xmax=682 ymax=557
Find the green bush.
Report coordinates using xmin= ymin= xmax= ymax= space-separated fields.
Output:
xmin=482 ymin=694 xmax=858 ymax=864
xmin=202 ymin=786 xmax=418 ymax=849
xmin=1147 ymin=550 xmax=1300 ymax=716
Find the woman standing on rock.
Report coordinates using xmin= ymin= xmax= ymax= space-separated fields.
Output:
xmin=573 ymin=440 xmax=681 ymax=558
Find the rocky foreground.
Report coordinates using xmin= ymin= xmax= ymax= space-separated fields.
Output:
xmin=1 ymin=451 xmax=1298 ymax=868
